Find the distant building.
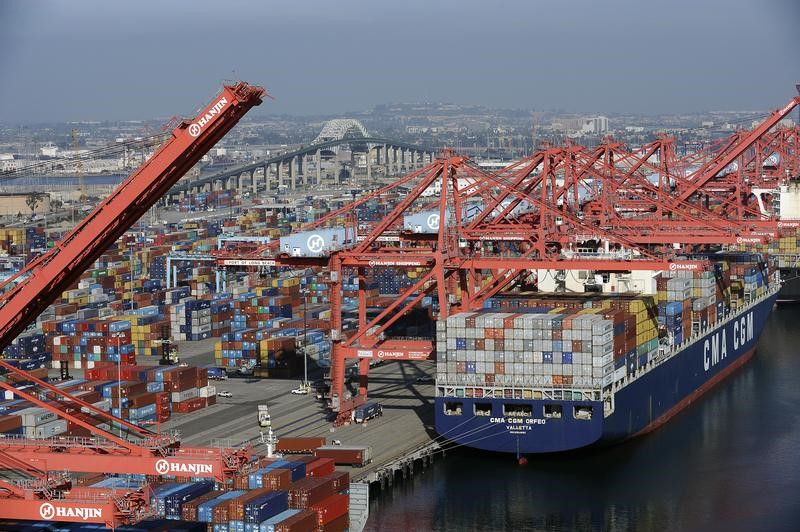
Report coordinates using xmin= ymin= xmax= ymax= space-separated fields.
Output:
xmin=41 ymin=144 xmax=59 ymax=157
xmin=584 ymin=116 xmax=609 ymax=134
xmin=0 ymin=154 xmax=18 ymax=173
xmin=552 ymin=118 xmax=586 ymax=132
xmin=552 ymin=116 xmax=609 ymax=136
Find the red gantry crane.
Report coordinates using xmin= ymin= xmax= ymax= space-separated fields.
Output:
xmin=211 ymin=93 xmax=800 ymax=424
xmin=0 ymin=82 xmax=266 ymax=526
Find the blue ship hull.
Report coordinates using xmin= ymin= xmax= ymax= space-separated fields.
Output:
xmin=434 ymin=291 xmax=778 ymax=454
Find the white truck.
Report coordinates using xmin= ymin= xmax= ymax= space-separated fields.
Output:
xmin=257 ymin=404 xmax=271 ymax=428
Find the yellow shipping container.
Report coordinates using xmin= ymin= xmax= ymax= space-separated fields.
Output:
xmin=628 ymin=300 xmax=645 ymax=312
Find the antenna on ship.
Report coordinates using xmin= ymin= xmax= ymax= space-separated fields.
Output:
xmin=265 ymin=426 xmax=277 ymax=458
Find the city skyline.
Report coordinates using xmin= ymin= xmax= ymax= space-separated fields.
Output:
xmin=1 ymin=0 xmax=798 ymax=123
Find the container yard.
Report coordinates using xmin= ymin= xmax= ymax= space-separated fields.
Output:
xmin=0 ymin=65 xmax=797 ymax=531
xmin=0 ymin=83 xmax=359 ymax=531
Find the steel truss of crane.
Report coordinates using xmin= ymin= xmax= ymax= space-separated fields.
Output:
xmin=210 ymin=94 xmax=800 ymax=423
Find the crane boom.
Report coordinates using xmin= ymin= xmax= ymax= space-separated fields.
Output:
xmin=0 ymin=82 xmax=265 ymax=350
xmin=676 ymin=96 xmax=800 ymax=203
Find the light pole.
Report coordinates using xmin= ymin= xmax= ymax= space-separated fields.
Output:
xmin=112 ymin=331 xmax=124 ymax=438
xmin=300 ymin=286 xmax=308 ymax=389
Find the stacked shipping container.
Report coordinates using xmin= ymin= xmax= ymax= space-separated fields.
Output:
xmin=438 ymin=257 xmax=768 ymax=394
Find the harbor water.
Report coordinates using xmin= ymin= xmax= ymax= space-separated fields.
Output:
xmin=366 ymin=304 xmax=800 ymax=531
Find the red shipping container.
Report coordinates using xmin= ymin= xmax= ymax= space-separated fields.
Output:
xmin=262 ymin=468 xmax=291 ymax=490
xmin=212 ymin=501 xmax=230 ymax=524
xmin=155 ymin=392 xmax=171 ymax=406
xmin=322 ymin=512 xmax=349 ymax=532
xmin=275 ymin=437 xmax=326 ymax=454
xmin=67 ymin=426 xmax=94 ymax=437
xmin=173 ymin=396 xmax=205 ymax=414
xmin=290 ymin=456 xmax=317 ymax=465
xmin=127 ymin=392 xmax=157 ymax=409
xmin=73 ymin=390 xmax=101 ymax=404
xmin=276 ymin=510 xmax=318 ymax=532
xmin=0 ymin=415 xmax=22 ymax=433
xmin=309 ymin=494 xmax=348 ymax=526
xmin=228 ymin=487 xmax=273 ymax=521
xmin=233 ymin=473 xmax=250 ymax=490
xmin=181 ymin=490 xmax=223 ymax=521
xmin=288 ymin=477 xmax=336 ymax=509
xmin=305 ymin=458 xmax=335 ymax=478
xmin=188 ymin=396 xmax=205 ymax=411
xmin=313 ymin=447 xmax=369 ymax=467
xmin=326 ymin=471 xmax=350 ymax=493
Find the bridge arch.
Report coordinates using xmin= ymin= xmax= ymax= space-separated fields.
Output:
xmin=313 ymin=119 xmax=369 ymax=144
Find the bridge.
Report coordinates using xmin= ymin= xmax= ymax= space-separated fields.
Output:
xmin=169 ymin=119 xmax=437 ymax=198
xmin=312 ymin=118 xmax=369 ymax=145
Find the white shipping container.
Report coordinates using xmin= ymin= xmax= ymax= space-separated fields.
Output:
xmin=171 ymin=387 xmax=199 ymax=403
xmin=24 ymin=419 xmax=67 ymax=438
xmin=593 ymin=331 xmax=614 ymax=344
xmin=19 ymin=408 xmax=57 ymax=427
xmin=82 ymin=399 xmax=112 ymax=414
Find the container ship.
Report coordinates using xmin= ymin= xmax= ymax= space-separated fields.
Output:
xmin=434 ymin=254 xmax=779 ymax=455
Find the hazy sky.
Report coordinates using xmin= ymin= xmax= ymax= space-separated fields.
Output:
xmin=1 ymin=0 xmax=798 ymax=123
